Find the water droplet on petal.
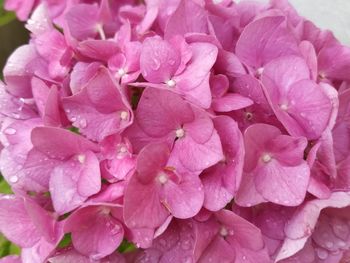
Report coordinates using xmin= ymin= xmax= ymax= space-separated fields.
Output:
xmin=316 ymin=248 xmax=328 ymax=260
xmin=79 ymin=118 xmax=87 ymax=128
xmin=166 ymin=79 xmax=176 ymax=88
xmin=9 ymin=175 xmax=18 ymax=183
xmin=181 ymin=240 xmax=191 ymax=250
xmin=325 ymin=241 xmax=333 ymax=249
xmin=4 ymin=128 xmax=16 ymax=135
xmin=111 ymin=225 xmax=121 ymax=235
xmin=151 ymin=58 xmax=161 ymax=70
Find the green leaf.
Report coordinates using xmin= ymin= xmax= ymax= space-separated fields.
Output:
xmin=0 ymin=176 xmax=12 ymax=194
xmin=118 ymin=240 xmax=137 ymax=253
xmin=0 ymin=235 xmax=20 ymax=257
xmin=58 ymin=233 xmax=72 ymax=248
xmin=0 ymin=0 xmax=16 ymax=27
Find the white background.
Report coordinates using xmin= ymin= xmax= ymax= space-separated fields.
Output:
xmin=237 ymin=0 xmax=350 ymax=45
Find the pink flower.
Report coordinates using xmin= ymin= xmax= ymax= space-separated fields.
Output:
xmin=1 ymin=0 xmax=350 ymax=261
xmin=236 ymin=123 xmax=310 ymax=206
xmin=124 ymin=142 xmax=204 ymax=228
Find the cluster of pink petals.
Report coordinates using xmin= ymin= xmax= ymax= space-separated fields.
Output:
xmin=1 ymin=0 xmax=350 ymax=262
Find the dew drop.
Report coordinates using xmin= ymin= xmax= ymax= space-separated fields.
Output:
xmin=316 ymin=248 xmax=328 ymax=260
xmin=117 ymin=68 xmax=126 ymax=77
xmin=159 ymin=239 xmax=167 ymax=247
xmin=9 ymin=175 xmax=19 ymax=183
xmin=337 ymin=240 xmax=346 ymax=248
xmin=79 ymin=118 xmax=87 ymax=128
xmin=175 ymin=128 xmax=185 ymax=138
xmin=325 ymin=241 xmax=333 ymax=249
xmin=111 ymin=225 xmax=121 ymax=235
xmin=151 ymin=58 xmax=161 ymax=70
xmin=181 ymin=240 xmax=191 ymax=250
xmin=4 ymin=128 xmax=16 ymax=135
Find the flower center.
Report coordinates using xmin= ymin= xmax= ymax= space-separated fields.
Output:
xmin=256 ymin=67 xmax=264 ymax=76
xmin=175 ymin=128 xmax=185 ymax=138
xmin=77 ymin=154 xmax=86 ymax=164
xmin=261 ymin=153 xmax=272 ymax=163
xmin=220 ymin=226 xmax=228 ymax=237
xmin=117 ymin=68 xmax=126 ymax=77
xmin=245 ymin=112 xmax=253 ymax=120
xmin=157 ymin=172 xmax=168 ymax=184
xmin=120 ymin=111 xmax=129 ymax=120
xmin=166 ymin=79 xmax=176 ymax=87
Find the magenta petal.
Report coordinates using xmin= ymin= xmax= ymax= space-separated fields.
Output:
xmin=65 ymin=206 xmax=123 ymax=259
xmin=235 ymin=172 xmax=266 ymax=207
xmin=174 ymin=42 xmax=218 ymax=108
xmin=262 ymin=56 xmax=332 ymax=139
xmin=30 ymin=127 xmax=98 ymax=158
xmin=0 ymin=196 xmax=41 ymax=247
xmin=77 ymin=40 xmax=120 ymax=62
xmin=63 ymin=67 xmax=132 ymax=141
xmin=50 ymin=152 xmax=101 ymax=214
xmin=212 ymin=93 xmax=254 ymax=112
xmin=236 ymin=15 xmax=299 ymax=68
xmin=123 ymin=173 xmax=169 ymax=229
xmin=318 ymin=44 xmax=350 ymax=81
xmin=76 ymin=151 xmax=101 ymax=197
xmin=136 ymin=88 xmax=193 ymax=138
xmin=140 ymin=36 xmax=180 ymax=83
xmin=217 ymin=210 xmax=265 ymax=251
xmin=164 ymin=0 xmax=208 ymax=39
xmin=21 ymin=237 xmax=57 ymax=263
xmin=172 ymin=120 xmax=223 ymax=172
xmin=202 ymin=116 xmax=244 ymax=211
xmin=70 ymin=62 xmax=101 ymax=94
xmin=162 ymin=174 xmax=204 ymax=219
xmin=3 ymin=44 xmax=46 ymax=98
xmin=254 ymin=160 xmax=310 ymax=206
xmin=201 ymin=165 xmax=233 ymax=212
xmin=136 ymin=142 xmax=170 ymax=183
xmin=0 ymin=256 xmax=21 ymax=263
xmin=198 ymin=235 xmax=234 ymax=263
xmin=65 ymin=4 xmax=100 ymax=41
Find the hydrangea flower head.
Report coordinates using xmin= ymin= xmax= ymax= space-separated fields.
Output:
xmin=0 ymin=0 xmax=350 ymax=262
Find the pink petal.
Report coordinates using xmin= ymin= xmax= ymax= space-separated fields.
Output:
xmin=236 ymin=15 xmax=299 ymax=68
xmin=0 ymin=195 xmax=41 ymax=247
xmin=63 ymin=67 xmax=132 ymax=141
xmin=65 ymin=4 xmax=100 ymax=41
xmin=124 ymin=174 xmax=169 ymax=229
xmin=162 ymin=173 xmax=204 ymax=219
xmin=212 ymin=93 xmax=254 ymax=112
xmin=318 ymin=44 xmax=350 ymax=81
xmin=254 ymin=160 xmax=310 ymax=206
xmin=164 ymin=0 xmax=208 ymax=39
xmin=136 ymin=88 xmax=194 ymax=138
xmin=262 ymin=56 xmax=332 ymax=139
xmin=140 ymin=36 xmax=181 ymax=83
xmin=65 ymin=206 xmax=123 ymax=259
